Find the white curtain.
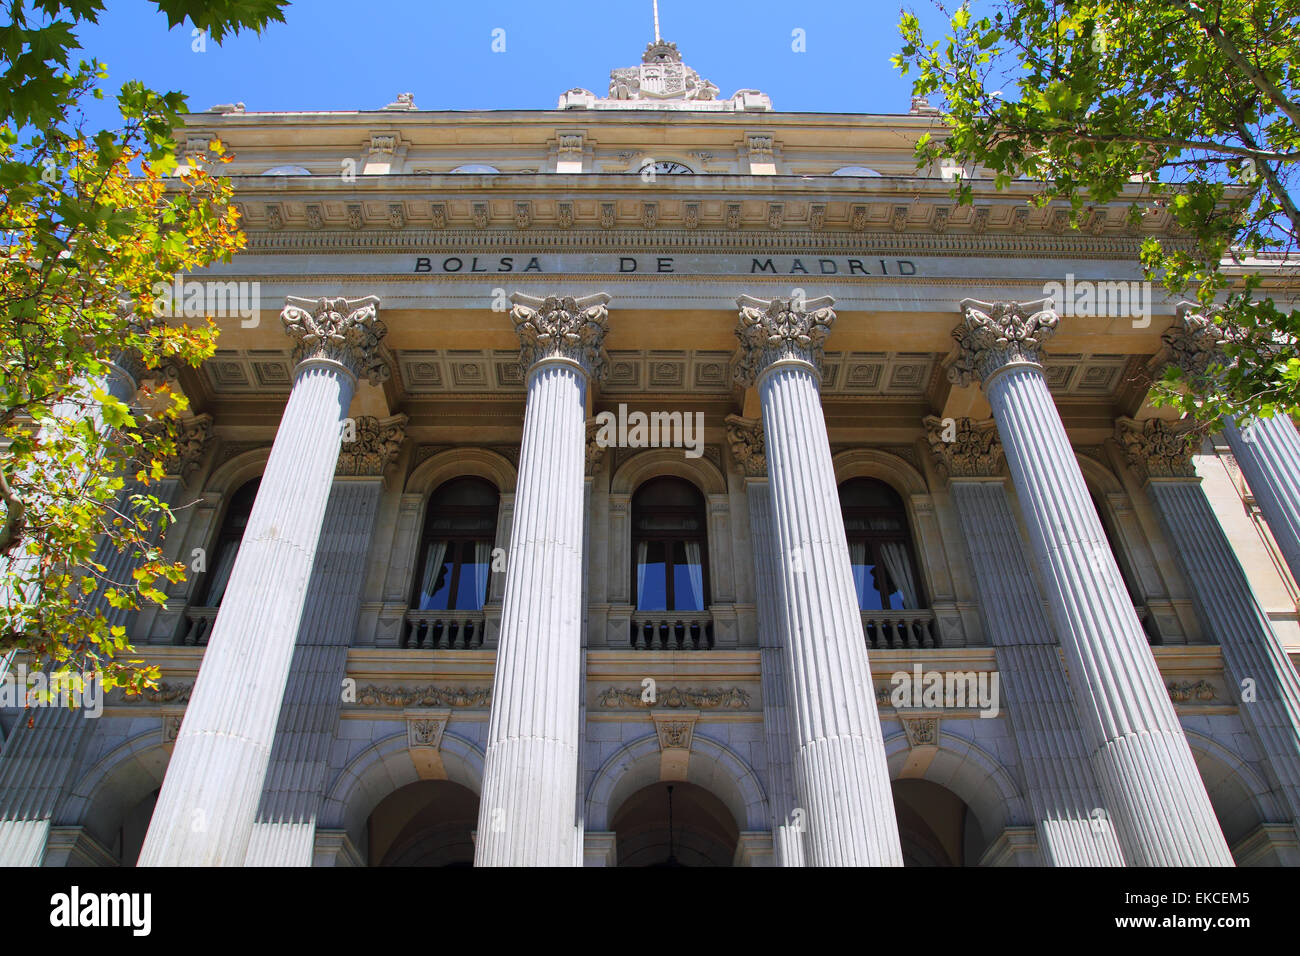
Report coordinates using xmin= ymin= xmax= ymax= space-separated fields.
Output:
xmin=418 ymin=540 xmax=448 ymax=609
xmin=880 ymin=541 xmax=920 ymax=609
xmin=849 ymin=541 xmax=869 ymax=609
xmin=635 ymin=541 xmax=649 ymax=609
xmin=683 ymin=540 xmax=704 ymax=610
xmin=205 ymin=541 xmax=240 ymax=607
xmin=473 ymin=540 xmax=492 ymax=609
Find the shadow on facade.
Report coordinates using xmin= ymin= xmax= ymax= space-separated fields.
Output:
xmin=892 ymin=778 xmax=987 ymax=866
xmin=366 ymin=779 xmax=478 ymax=867
xmin=611 ymin=781 xmax=739 ymax=866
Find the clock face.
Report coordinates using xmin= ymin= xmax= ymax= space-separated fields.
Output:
xmin=642 ymin=160 xmax=694 ymax=175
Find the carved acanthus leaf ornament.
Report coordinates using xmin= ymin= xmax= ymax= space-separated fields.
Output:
xmin=733 ymin=294 xmax=836 ymax=386
xmin=280 ymin=295 xmax=390 ymax=385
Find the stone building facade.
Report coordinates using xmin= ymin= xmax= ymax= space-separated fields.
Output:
xmin=2 ymin=38 xmax=1299 ymax=867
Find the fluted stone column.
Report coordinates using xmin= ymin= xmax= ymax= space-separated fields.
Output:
xmin=733 ymin=295 xmax=902 ymax=866
xmin=951 ymin=299 xmax=1231 ymax=866
xmin=1117 ymin=417 xmax=1300 ymax=840
xmin=727 ymin=416 xmax=805 ymax=866
xmin=139 ymin=296 xmax=389 ymax=866
xmin=474 ymin=293 xmax=609 ymax=867
xmin=245 ymin=416 xmax=405 ymax=865
xmin=0 ymin=362 xmax=211 ymax=865
xmin=925 ymin=417 xmax=1125 ymax=865
xmin=1163 ymin=305 xmax=1300 ymax=586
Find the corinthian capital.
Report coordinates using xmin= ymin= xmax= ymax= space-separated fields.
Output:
xmin=732 ymin=294 xmax=836 ymax=387
xmin=1159 ymin=302 xmax=1231 ymax=380
xmin=724 ymin=414 xmax=765 ymax=477
xmin=1115 ymin=417 xmax=1201 ymax=482
xmin=923 ymin=416 xmax=1003 ymax=479
xmin=280 ymin=295 xmax=390 ymax=385
xmin=948 ymin=298 xmax=1059 ymax=387
xmin=337 ymin=414 xmax=408 ymax=476
xmin=510 ymin=292 xmax=611 ymax=380
xmin=135 ymin=414 xmax=214 ymax=480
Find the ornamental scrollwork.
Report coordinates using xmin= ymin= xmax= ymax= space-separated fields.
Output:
xmin=948 ymin=298 xmax=1059 ymax=387
xmin=280 ymin=295 xmax=390 ymax=385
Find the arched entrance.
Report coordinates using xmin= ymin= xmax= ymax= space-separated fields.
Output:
xmin=367 ymin=780 xmax=479 ymax=866
xmin=892 ymin=778 xmax=988 ymax=866
xmin=111 ymin=788 xmax=159 ymax=866
xmin=611 ymin=781 xmax=739 ymax=866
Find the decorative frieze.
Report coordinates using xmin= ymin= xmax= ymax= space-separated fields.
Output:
xmin=948 ymin=298 xmax=1059 ymax=387
xmin=336 ymin=415 xmax=407 ymax=476
xmin=510 ymin=292 xmax=611 ymax=380
xmin=923 ymin=415 xmax=1003 ymax=479
xmin=120 ymin=682 xmax=194 ymax=705
xmin=354 ymin=685 xmax=492 ymax=708
xmin=280 ymin=295 xmax=390 ymax=384
xmin=733 ymin=294 xmax=836 ymax=386
xmin=596 ymin=686 xmax=752 ymax=709
xmin=388 ymin=203 xmax=405 ymax=229
xmin=305 ymin=205 xmax=324 ymax=230
xmin=1167 ymin=680 xmax=1218 ymax=704
xmin=1115 ymin=417 xmax=1201 ymax=482
xmin=725 ymin=414 xmax=765 ymax=477
xmin=346 ymin=204 xmax=363 ymax=230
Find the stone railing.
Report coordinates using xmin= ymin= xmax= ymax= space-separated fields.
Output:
xmin=403 ymin=609 xmax=487 ymax=649
xmin=181 ymin=607 xmax=219 ymax=646
xmin=860 ymin=609 xmax=939 ymax=649
xmin=629 ymin=612 xmax=715 ymax=650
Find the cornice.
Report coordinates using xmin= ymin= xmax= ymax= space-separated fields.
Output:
xmin=240 ymin=226 xmax=1171 ymax=261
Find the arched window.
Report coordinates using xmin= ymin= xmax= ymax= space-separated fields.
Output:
xmin=448 ymin=164 xmax=500 ymax=174
xmin=260 ymin=165 xmax=311 ymax=175
xmin=197 ymin=477 xmax=260 ymax=607
xmin=839 ymin=478 xmax=924 ymax=610
xmin=632 ymin=477 xmax=708 ymax=612
xmin=411 ymin=477 xmax=499 ymax=612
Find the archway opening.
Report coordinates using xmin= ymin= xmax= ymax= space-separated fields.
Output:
xmin=1192 ymin=749 xmax=1268 ymax=864
xmin=892 ymin=778 xmax=987 ymax=866
xmin=611 ymin=781 xmax=739 ymax=867
xmin=366 ymin=780 xmax=479 ymax=867
xmin=112 ymin=787 xmax=159 ymax=866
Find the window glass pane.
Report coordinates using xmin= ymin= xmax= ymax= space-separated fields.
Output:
xmin=636 ymin=540 xmax=667 ymax=611
xmin=672 ymin=540 xmax=705 ymax=611
xmin=852 ymin=560 xmax=884 ymax=610
xmin=416 ymin=541 xmax=454 ymax=611
xmin=455 ymin=540 xmax=491 ymax=611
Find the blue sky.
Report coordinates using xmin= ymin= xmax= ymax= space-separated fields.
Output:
xmin=76 ymin=0 xmax=950 ymax=121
